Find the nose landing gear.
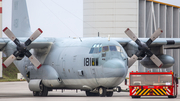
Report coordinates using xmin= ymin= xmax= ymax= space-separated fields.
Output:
xmin=86 ymin=86 xmax=122 ymax=97
xmin=98 ymin=87 xmax=107 ymax=97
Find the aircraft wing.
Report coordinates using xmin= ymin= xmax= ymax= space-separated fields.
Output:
xmin=115 ymin=38 xmax=180 ymax=49
xmin=143 ymin=38 xmax=180 ymax=49
xmin=0 ymin=37 xmax=53 ymax=51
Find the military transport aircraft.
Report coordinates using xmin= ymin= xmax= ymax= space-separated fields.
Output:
xmin=0 ymin=0 xmax=178 ymax=97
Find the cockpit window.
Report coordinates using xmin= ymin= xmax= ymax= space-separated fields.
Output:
xmin=109 ymin=46 xmax=117 ymax=51
xmin=89 ymin=48 xmax=94 ymax=54
xmin=93 ymin=48 xmax=99 ymax=53
xmin=102 ymin=46 xmax=109 ymax=52
xmin=89 ymin=43 xmax=102 ymax=54
xmin=116 ymin=46 xmax=122 ymax=52
xmin=99 ymin=47 xmax=102 ymax=52
xmin=92 ymin=44 xmax=97 ymax=47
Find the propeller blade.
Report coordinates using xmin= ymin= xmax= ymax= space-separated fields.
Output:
xmin=125 ymin=28 xmax=142 ymax=46
xmin=150 ymin=54 xmax=163 ymax=68
xmin=128 ymin=55 xmax=138 ymax=68
xmin=25 ymin=28 xmax=43 ymax=46
xmin=29 ymin=55 xmax=42 ymax=69
xmin=146 ymin=28 xmax=163 ymax=46
xmin=125 ymin=28 xmax=138 ymax=42
xmin=25 ymin=51 xmax=42 ymax=69
xmin=3 ymin=27 xmax=20 ymax=46
xmin=2 ymin=55 xmax=16 ymax=68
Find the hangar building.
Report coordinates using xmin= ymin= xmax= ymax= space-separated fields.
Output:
xmin=83 ymin=0 xmax=180 ymax=77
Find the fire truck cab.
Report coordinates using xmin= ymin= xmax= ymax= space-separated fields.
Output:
xmin=129 ymin=71 xmax=178 ymax=98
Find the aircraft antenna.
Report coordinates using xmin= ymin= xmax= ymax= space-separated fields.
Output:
xmin=98 ymin=32 xmax=99 ymax=37
xmin=108 ymin=35 xmax=110 ymax=41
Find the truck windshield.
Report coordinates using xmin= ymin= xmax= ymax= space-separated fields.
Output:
xmin=130 ymin=74 xmax=172 ymax=86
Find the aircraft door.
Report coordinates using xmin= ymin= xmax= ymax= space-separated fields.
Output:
xmin=90 ymin=57 xmax=101 ymax=85
xmin=61 ymin=60 xmax=67 ymax=77
xmin=91 ymin=67 xmax=99 ymax=83
xmin=57 ymin=53 xmax=67 ymax=78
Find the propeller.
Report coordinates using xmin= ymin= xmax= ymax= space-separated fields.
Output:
xmin=125 ymin=28 xmax=163 ymax=68
xmin=2 ymin=27 xmax=42 ymax=69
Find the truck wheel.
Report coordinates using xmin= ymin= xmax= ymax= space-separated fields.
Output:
xmin=168 ymin=95 xmax=177 ymax=98
xmin=98 ymin=87 xmax=106 ymax=97
xmin=131 ymin=96 xmax=141 ymax=98
xmin=168 ymin=95 xmax=175 ymax=98
xmin=174 ymin=95 xmax=177 ymax=98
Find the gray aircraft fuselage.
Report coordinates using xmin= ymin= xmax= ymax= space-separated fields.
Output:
xmin=6 ymin=37 xmax=128 ymax=90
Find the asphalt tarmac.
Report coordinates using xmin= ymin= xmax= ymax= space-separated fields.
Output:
xmin=0 ymin=80 xmax=179 ymax=101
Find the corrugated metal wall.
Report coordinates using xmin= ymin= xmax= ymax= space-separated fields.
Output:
xmin=83 ymin=0 xmax=139 ymax=38
xmin=139 ymin=0 xmax=180 ymax=77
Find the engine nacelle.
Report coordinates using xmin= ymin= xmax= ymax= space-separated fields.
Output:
xmin=29 ymin=79 xmax=41 ymax=91
xmin=141 ymin=55 xmax=175 ymax=68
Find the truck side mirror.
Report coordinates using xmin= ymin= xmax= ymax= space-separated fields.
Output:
xmin=125 ymin=79 xmax=127 ymax=85
xmin=176 ymin=78 xmax=178 ymax=84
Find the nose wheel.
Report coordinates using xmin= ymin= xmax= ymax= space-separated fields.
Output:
xmin=85 ymin=87 xmax=114 ymax=97
xmin=98 ymin=87 xmax=113 ymax=97
xmin=98 ymin=87 xmax=106 ymax=97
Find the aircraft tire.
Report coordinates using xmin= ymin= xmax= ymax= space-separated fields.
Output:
xmin=117 ymin=86 xmax=121 ymax=92
xmin=39 ymin=83 xmax=48 ymax=96
xmin=106 ymin=91 xmax=113 ymax=97
xmin=98 ymin=87 xmax=106 ymax=97
xmin=85 ymin=91 xmax=99 ymax=96
xmin=33 ymin=91 xmax=39 ymax=96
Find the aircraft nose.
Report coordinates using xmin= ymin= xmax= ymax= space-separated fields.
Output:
xmin=102 ymin=59 xmax=127 ymax=78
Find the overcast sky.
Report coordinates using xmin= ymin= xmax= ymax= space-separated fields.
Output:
xmin=2 ymin=0 xmax=180 ymax=37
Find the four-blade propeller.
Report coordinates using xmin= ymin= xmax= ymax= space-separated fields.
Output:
xmin=2 ymin=27 xmax=42 ymax=69
xmin=125 ymin=28 xmax=163 ymax=68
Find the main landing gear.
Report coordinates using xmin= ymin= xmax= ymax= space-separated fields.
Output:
xmin=33 ymin=83 xmax=48 ymax=96
xmin=86 ymin=86 xmax=121 ymax=97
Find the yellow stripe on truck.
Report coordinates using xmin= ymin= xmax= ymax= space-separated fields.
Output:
xmin=139 ymin=89 xmax=146 ymax=95
xmin=152 ymin=89 xmax=159 ymax=95
xmin=136 ymin=89 xmax=142 ymax=95
xmin=156 ymin=89 xmax=164 ymax=95
xmin=143 ymin=89 xmax=150 ymax=95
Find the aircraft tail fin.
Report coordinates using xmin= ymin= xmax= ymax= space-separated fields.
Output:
xmin=11 ymin=0 xmax=32 ymax=37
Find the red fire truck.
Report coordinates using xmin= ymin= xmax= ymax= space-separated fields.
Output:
xmin=129 ymin=71 xmax=178 ymax=98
